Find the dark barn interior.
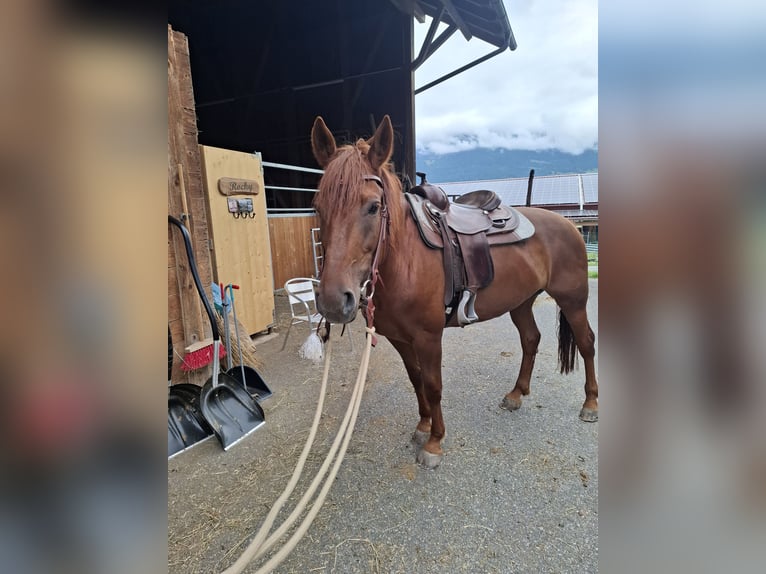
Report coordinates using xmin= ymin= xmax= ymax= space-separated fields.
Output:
xmin=168 ymin=0 xmax=515 ymax=208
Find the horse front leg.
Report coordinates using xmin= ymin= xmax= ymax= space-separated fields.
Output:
xmin=389 ymin=339 xmax=431 ymax=446
xmin=411 ymin=333 xmax=445 ymax=469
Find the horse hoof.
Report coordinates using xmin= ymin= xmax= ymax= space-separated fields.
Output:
xmin=412 ymin=429 xmax=429 ymax=447
xmin=416 ymin=449 xmax=443 ymax=470
xmin=500 ymin=396 xmax=522 ymax=411
xmin=579 ymin=407 xmax=598 ymax=422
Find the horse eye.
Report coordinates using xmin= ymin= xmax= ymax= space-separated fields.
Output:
xmin=367 ymin=202 xmax=380 ymax=216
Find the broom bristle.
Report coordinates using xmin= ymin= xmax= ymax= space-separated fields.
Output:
xmin=181 ymin=343 xmax=226 ymax=371
xmin=214 ymin=311 xmax=263 ymax=369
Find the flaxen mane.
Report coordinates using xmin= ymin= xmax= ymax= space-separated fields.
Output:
xmin=313 ymin=139 xmax=404 ymax=250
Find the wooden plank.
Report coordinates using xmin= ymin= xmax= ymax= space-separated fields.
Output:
xmin=200 ymin=146 xmax=275 ymax=334
xmin=168 ymin=34 xmax=204 ymax=348
xmin=168 ymin=25 xmax=212 ymax=386
xmin=268 ymin=215 xmax=320 ymax=287
xmin=168 ymin=266 xmax=183 ymax=324
xmin=168 ymin=318 xmax=188 ymax=385
xmin=173 ymin=29 xmax=213 ymax=303
xmin=167 ymin=227 xmax=177 ymax=269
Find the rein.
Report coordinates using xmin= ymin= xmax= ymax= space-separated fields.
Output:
xmin=220 ymin=172 xmax=388 ymax=573
xmin=221 ymin=327 xmax=376 ymax=574
xmin=360 ymin=174 xmax=389 ymax=336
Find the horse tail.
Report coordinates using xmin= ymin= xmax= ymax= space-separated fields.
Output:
xmin=557 ymin=309 xmax=578 ymax=374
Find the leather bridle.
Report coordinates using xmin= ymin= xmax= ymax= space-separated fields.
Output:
xmin=359 ymin=174 xmax=389 ymax=333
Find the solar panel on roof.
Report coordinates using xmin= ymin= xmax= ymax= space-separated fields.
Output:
xmin=532 ymin=175 xmax=580 ymax=204
xmin=434 ymin=172 xmax=597 ymax=207
xmin=581 ymin=173 xmax=598 ymax=204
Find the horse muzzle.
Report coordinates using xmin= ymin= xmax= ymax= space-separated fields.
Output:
xmin=316 ymin=288 xmax=359 ymax=324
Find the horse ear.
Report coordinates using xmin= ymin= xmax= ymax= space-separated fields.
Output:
xmin=368 ymin=115 xmax=394 ymax=171
xmin=311 ymin=116 xmax=336 ymax=168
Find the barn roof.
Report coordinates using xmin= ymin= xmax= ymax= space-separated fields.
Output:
xmin=168 ymin=0 xmax=518 ymax=207
xmin=392 ymin=0 xmax=516 ymax=50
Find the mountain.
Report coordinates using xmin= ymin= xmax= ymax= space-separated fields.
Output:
xmin=415 ymin=147 xmax=598 ymax=183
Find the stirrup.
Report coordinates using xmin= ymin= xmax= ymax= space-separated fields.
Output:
xmin=456 ymin=290 xmax=479 ymax=326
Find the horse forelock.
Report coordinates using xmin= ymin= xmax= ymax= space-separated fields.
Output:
xmin=313 ymin=144 xmax=366 ymax=215
xmin=313 ymin=142 xmax=404 ymax=249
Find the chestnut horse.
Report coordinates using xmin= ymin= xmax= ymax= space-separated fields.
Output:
xmin=311 ymin=115 xmax=598 ymax=469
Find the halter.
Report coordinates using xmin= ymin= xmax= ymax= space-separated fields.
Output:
xmin=359 ymin=174 xmax=389 ymax=335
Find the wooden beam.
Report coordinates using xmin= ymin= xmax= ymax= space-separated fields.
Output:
xmin=168 ymin=25 xmax=214 ymax=386
xmin=440 ymin=0 xmax=472 ymax=41
xmin=390 ymin=0 xmax=427 ymax=23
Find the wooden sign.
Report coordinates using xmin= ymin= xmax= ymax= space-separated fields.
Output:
xmin=217 ymin=177 xmax=260 ymax=196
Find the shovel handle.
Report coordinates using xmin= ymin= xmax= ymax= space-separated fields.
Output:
xmin=227 ymin=284 xmax=249 ymax=380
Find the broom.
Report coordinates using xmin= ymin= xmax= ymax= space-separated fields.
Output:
xmin=215 ymin=310 xmax=263 ymax=370
xmin=180 ymin=337 xmax=226 ymax=371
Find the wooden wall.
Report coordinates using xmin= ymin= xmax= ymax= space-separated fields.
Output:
xmin=168 ymin=25 xmax=214 ymax=386
xmin=268 ymin=214 xmax=320 ymax=288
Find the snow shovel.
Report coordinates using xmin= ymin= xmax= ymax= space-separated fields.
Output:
xmin=168 ymin=385 xmax=213 ymax=458
xmin=168 ymin=322 xmax=213 ymax=458
xmin=225 ymin=284 xmax=273 ymax=402
xmin=168 ymin=216 xmax=265 ymax=451
xmin=220 ymin=282 xmax=267 ymax=399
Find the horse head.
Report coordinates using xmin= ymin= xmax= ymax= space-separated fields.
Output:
xmin=311 ymin=115 xmax=395 ymax=324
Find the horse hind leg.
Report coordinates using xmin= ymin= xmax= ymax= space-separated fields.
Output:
xmin=557 ymin=302 xmax=598 ymax=422
xmin=501 ymin=296 xmax=541 ymax=412
xmin=390 ymin=339 xmax=431 ymax=447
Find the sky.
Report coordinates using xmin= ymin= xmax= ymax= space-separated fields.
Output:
xmin=414 ymin=0 xmax=598 ymax=155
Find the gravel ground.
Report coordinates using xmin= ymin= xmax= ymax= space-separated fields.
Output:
xmin=168 ymin=280 xmax=598 ymax=573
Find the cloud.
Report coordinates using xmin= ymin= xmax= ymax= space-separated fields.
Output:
xmin=414 ymin=0 xmax=598 ymax=155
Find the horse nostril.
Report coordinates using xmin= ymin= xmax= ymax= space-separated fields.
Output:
xmin=341 ymin=291 xmax=356 ymax=315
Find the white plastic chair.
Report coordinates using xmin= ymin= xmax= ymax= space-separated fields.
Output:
xmin=280 ymin=278 xmax=353 ymax=352
xmin=281 ymin=278 xmax=323 ymax=351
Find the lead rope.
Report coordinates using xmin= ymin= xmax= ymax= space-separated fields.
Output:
xmin=221 ymin=325 xmax=376 ymax=574
xmin=221 ymin=175 xmax=387 ymax=574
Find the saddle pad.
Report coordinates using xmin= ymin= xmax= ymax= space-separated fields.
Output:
xmin=405 ymin=193 xmax=535 ymax=249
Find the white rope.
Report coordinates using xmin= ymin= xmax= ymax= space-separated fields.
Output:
xmin=220 ymin=337 xmax=333 ymax=573
xmin=221 ymin=326 xmax=375 ymax=574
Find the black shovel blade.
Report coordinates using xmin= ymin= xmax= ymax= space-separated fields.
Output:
xmin=228 ymin=366 xmax=273 ymax=402
xmin=200 ymin=372 xmax=265 ymax=451
xmin=168 ymin=418 xmax=186 ymax=457
xmin=169 ymin=384 xmax=213 ymax=432
xmin=168 ymin=393 xmax=214 ymax=458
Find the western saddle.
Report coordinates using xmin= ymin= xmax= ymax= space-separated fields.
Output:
xmin=406 ymin=173 xmax=535 ymax=326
